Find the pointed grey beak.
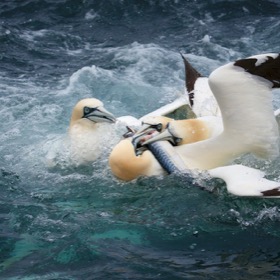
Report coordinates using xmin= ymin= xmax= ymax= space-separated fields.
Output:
xmin=142 ymin=125 xmax=182 ymax=146
xmin=142 ymin=129 xmax=174 ymax=145
xmin=131 ymin=122 xmax=164 ymax=155
xmin=83 ymin=106 xmax=116 ymax=123
xmin=135 ymin=122 xmax=163 ymax=136
xmin=131 ymin=125 xmax=155 ymax=152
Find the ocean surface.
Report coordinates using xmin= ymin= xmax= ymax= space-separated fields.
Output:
xmin=1 ymin=0 xmax=280 ymax=279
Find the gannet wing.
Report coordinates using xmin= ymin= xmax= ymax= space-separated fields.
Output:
xmin=181 ymin=54 xmax=221 ymax=117
xmin=139 ymin=95 xmax=190 ymax=120
xmin=209 ymin=165 xmax=280 ymax=197
xmin=139 ymin=54 xmax=198 ymax=120
xmin=140 ymin=54 xmax=219 ymax=120
xmin=275 ymin=108 xmax=280 ymax=117
xmin=117 ymin=115 xmax=142 ymax=127
xmin=180 ymin=52 xmax=202 ymax=106
xmin=275 ymin=108 xmax=280 ymax=127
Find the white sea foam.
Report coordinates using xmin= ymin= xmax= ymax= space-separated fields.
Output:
xmin=85 ymin=9 xmax=99 ymax=20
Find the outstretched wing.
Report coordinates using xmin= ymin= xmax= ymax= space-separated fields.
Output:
xmin=234 ymin=53 xmax=280 ymax=88
xmin=209 ymin=164 xmax=280 ymax=197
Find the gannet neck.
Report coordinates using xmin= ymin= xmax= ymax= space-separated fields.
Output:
xmin=69 ymin=114 xmax=100 ymax=146
xmin=169 ymin=118 xmax=218 ymax=145
xmin=69 ymin=118 xmax=97 ymax=133
xmin=192 ymin=77 xmax=221 ymax=117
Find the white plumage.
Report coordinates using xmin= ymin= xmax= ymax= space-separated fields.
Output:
xmin=209 ymin=165 xmax=280 ymax=197
xmin=68 ymin=98 xmax=117 ymax=164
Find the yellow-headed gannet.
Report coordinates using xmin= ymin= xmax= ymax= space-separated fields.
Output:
xmin=69 ymin=98 xmax=116 ymax=164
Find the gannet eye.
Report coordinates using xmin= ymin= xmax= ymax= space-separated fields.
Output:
xmin=123 ymin=126 xmax=136 ymax=138
xmin=83 ymin=106 xmax=98 ymax=116
xmin=166 ymin=124 xmax=181 ymax=146
xmin=175 ymin=137 xmax=182 ymax=145
xmin=84 ymin=106 xmax=91 ymax=115
xmin=145 ymin=123 xmax=162 ymax=132
xmin=156 ymin=123 xmax=162 ymax=131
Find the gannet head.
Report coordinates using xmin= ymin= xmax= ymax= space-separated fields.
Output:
xmin=70 ymin=98 xmax=116 ymax=128
xmin=140 ymin=119 xmax=212 ymax=147
xmin=68 ymin=98 xmax=117 ymax=164
xmin=130 ymin=116 xmax=173 ymax=155
xmin=109 ymin=138 xmax=164 ymax=181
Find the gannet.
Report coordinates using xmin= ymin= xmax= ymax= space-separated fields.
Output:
xmin=142 ymin=53 xmax=280 ymax=170
xmin=69 ymin=98 xmax=117 ymax=164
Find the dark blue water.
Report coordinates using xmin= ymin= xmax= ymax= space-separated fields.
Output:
xmin=1 ymin=0 xmax=280 ymax=279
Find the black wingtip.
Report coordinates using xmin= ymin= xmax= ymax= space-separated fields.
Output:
xmin=261 ymin=187 xmax=280 ymax=197
xmin=234 ymin=54 xmax=280 ymax=88
xmin=180 ymin=53 xmax=203 ymax=106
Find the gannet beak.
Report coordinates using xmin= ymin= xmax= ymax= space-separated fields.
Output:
xmin=83 ymin=106 xmax=116 ymax=123
xmin=131 ymin=126 xmax=155 ymax=154
xmin=131 ymin=123 xmax=163 ymax=155
xmin=142 ymin=124 xmax=182 ymax=146
xmin=136 ymin=122 xmax=163 ymax=136
xmin=123 ymin=126 xmax=136 ymax=138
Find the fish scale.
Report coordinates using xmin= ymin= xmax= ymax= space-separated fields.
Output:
xmin=147 ymin=142 xmax=180 ymax=174
xmin=147 ymin=140 xmax=206 ymax=188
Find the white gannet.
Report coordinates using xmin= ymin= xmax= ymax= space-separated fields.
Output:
xmin=109 ymin=53 xmax=280 ymax=196
xmin=69 ymin=98 xmax=117 ymax=164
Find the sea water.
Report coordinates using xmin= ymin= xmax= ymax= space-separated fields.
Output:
xmin=1 ymin=1 xmax=280 ymax=279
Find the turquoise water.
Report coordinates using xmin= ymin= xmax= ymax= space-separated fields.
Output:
xmin=1 ymin=1 xmax=280 ymax=279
